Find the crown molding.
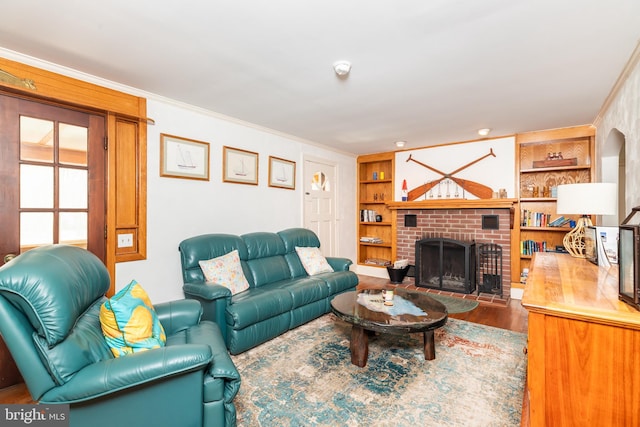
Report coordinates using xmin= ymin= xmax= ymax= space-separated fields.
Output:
xmin=593 ymin=40 xmax=640 ymax=128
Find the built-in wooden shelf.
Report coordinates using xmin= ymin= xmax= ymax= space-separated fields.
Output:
xmin=520 ymin=226 xmax=571 ymax=232
xmin=520 ymin=165 xmax=590 ymax=173
xmin=357 ymin=152 xmax=396 ymax=268
xmin=359 ymin=242 xmax=392 ymax=248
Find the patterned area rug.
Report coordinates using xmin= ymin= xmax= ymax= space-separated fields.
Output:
xmin=232 ymin=314 xmax=527 ymax=427
xmin=423 ymin=293 xmax=479 ymax=314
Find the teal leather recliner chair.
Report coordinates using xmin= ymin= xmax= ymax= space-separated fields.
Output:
xmin=0 ymin=245 xmax=240 ymax=427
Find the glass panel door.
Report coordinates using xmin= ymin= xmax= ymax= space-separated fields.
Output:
xmin=0 ymin=94 xmax=106 ymax=265
xmin=19 ymin=116 xmax=89 ymax=251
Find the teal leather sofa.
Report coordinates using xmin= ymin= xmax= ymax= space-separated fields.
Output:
xmin=179 ymin=228 xmax=358 ymax=354
xmin=0 ymin=245 xmax=240 ymax=427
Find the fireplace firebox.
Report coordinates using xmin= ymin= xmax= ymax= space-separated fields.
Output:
xmin=415 ymin=238 xmax=476 ymax=294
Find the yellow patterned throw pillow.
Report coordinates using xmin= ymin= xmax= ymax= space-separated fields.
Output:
xmin=198 ymin=249 xmax=250 ymax=295
xmin=295 ymin=246 xmax=334 ymax=275
xmin=100 ymin=280 xmax=166 ymax=357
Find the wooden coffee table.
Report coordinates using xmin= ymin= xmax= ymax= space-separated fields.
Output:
xmin=330 ymin=288 xmax=448 ymax=367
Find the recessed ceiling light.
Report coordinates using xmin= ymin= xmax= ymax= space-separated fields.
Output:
xmin=333 ymin=61 xmax=352 ymax=76
xmin=395 ymin=140 xmax=406 ymax=148
xmin=478 ymin=128 xmax=491 ymax=136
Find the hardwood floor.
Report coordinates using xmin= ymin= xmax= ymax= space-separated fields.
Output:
xmin=0 ymin=383 xmax=33 ymax=404
xmin=0 ymin=274 xmax=529 ymax=404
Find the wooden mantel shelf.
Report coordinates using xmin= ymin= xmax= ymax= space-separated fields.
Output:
xmin=386 ymin=198 xmax=517 ymax=210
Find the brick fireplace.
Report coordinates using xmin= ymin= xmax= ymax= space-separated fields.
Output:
xmin=389 ymin=200 xmax=514 ymax=302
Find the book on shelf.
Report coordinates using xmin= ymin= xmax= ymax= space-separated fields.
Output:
xmin=359 ymin=209 xmax=378 ymax=222
xmin=547 ymin=216 xmax=565 ymax=227
xmin=521 ymin=209 xmax=550 ymax=227
xmin=520 ymin=239 xmax=547 ymax=255
xmin=360 ymin=236 xmax=383 ymax=244
xmin=551 ymin=217 xmax=571 ymax=227
xmin=363 ymin=258 xmax=391 ymax=266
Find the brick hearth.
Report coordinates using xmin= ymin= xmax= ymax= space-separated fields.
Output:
xmin=395 ymin=207 xmax=512 ymax=303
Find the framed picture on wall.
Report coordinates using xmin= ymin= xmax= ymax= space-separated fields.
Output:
xmin=160 ymin=134 xmax=210 ymax=181
xmin=223 ymin=146 xmax=258 ymax=185
xmin=268 ymin=156 xmax=296 ymax=190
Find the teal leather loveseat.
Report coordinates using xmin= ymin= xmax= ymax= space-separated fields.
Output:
xmin=0 ymin=245 xmax=240 ymax=427
xmin=179 ymin=228 xmax=358 ymax=354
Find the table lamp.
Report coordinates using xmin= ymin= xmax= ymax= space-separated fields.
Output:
xmin=556 ymin=182 xmax=617 ymax=258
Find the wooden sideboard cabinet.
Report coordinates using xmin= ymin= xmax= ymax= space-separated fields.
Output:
xmin=521 ymin=252 xmax=640 ymax=426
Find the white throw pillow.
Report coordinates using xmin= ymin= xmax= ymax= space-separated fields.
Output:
xmin=198 ymin=250 xmax=250 ymax=295
xmin=295 ymin=246 xmax=334 ymax=275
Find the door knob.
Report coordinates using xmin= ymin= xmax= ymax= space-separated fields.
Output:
xmin=3 ymin=253 xmax=17 ymax=263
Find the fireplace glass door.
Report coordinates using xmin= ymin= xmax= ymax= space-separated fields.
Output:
xmin=415 ymin=238 xmax=476 ymax=294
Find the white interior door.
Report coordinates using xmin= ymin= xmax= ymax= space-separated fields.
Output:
xmin=303 ymin=158 xmax=337 ymax=256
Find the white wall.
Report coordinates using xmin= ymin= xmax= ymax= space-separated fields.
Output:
xmin=596 ymin=48 xmax=640 ymax=213
xmin=394 ymin=136 xmax=516 ymax=200
xmin=115 ymin=98 xmax=357 ymax=303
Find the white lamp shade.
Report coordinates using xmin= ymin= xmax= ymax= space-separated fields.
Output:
xmin=556 ymin=183 xmax=617 ymax=215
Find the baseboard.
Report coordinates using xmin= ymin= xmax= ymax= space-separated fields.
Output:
xmin=511 ymin=283 xmax=524 ymax=300
xmin=355 ymin=264 xmax=389 ymax=279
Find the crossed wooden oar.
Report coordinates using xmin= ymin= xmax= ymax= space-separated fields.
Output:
xmin=406 ymin=149 xmax=496 ymax=200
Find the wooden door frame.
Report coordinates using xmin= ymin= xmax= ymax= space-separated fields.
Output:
xmin=0 ymin=56 xmax=148 ymax=295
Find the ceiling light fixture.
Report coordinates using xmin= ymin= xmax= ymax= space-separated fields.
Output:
xmin=395 ymin=140 xmax=406 ymax=148
xmin=333 ymin=61 xmax=352 ymax=77
xmin=478 ymin=128 xmax=491 ymax=137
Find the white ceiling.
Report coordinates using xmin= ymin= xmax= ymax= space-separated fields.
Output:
xmin=1 ymin=1 xmax=639 ymax=155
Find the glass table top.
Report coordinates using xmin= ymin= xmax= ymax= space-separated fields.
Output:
xmin=330 ymin=288 xmax=448 ymax=333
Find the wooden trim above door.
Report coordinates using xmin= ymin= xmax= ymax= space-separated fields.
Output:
xmin=0 ymin=56 xmax=147 ymax=119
